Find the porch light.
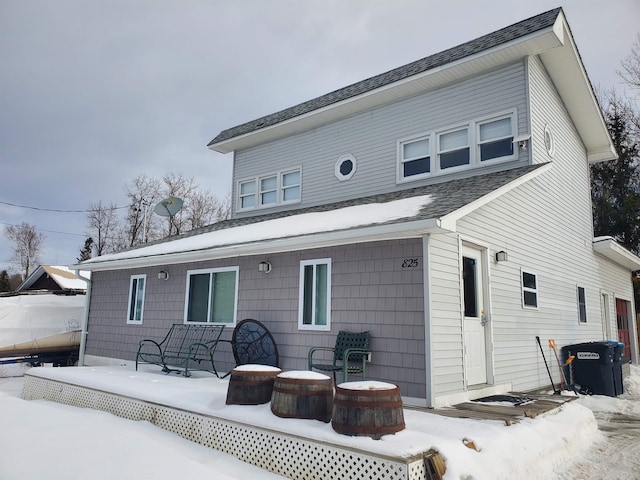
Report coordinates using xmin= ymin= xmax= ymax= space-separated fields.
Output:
xmin=258 ymin=261 xmax=272 ymax=274
xmin=157 ymin=270 xmax=169 ymax=280
xmin=495 ymin=251 xmax=508 ymax=263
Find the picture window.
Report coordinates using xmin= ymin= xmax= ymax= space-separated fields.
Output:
xmin=185 ymin=267 xmax=238 ymax=325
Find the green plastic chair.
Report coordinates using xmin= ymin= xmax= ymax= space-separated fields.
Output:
xmin=308 ymin=331 xmax=371 ymax=384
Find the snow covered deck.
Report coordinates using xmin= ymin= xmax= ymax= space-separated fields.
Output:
xmin=21 ymin=366 xmax=586 ymax=480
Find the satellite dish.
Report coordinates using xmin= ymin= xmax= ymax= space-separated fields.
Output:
xmin=154 ymin=197 xmax=183 ymax=217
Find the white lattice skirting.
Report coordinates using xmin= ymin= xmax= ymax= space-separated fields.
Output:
xmin=22 ymin=374 xmax=432 ymax=480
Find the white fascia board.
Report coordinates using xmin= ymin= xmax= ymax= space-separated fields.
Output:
xmin=73 ymin=217 xmax=449 ymax=272
xmin=540 ymin=13 xmax=615 ymax=161
xmin=438 ymin=163 xmax=553 ymax=228
xmin=593 ymin=237 xmax=640 ymax=271
xmin=209 ymin=28 xmax=562 ymax=154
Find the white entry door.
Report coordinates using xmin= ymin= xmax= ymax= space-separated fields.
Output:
xmin=462 ymin=245 xmax=488 ymax=386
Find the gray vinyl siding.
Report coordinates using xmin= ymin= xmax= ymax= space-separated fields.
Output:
xmin=85 ymin=239 xmax=427 ymax=399
xmin=231 ymin=62 xmax=529 ymax=218
xmin=425 ymin=54 xmax=636 ymax=397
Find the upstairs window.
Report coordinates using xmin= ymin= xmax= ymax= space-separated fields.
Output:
xmin=239 ymin=180 xmax=256 ymax=209
xmin=400 ymin=136 xmax=430 ymax=178
xmin=478 ymin=116 xmax=514 ymax=161
xmin=397 ymin=110 xmax=518 ymax=182
xmin=238 ymin=168 xmax=301 ymax=211
xmin=282 ymin=170 xmax=301 ymax=202
xmin=438 ymin=127 xmax=469 ymax=170
xmin=127 ymin=274 xmax=146 ymax=324
xmin=259 ymin=175 xmax=278 ymax=205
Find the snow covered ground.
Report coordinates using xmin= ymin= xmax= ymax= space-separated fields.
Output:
xmin=1 ymin=363 xmax=639 ymax=480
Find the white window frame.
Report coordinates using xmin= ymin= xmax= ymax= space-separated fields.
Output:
xmin=298 ymin=258 xmax=331 ymax=331
xmin=397 ymin=110 xmax=518 ymax=183
xmin=184 ymin=267 xmax=239 ymax=326
xmin=259 ymin=174 xmax=278 ymax=206
xmin=237 ymin=167 xmax=302 ymax=211
xmin=127 ymin=274 xmax=146 ymax=324
xmin=281 ymin=169 xmax=302 ymax=202
xmin=437 ymin=125 xmax=470 ymax=173
xmin=521 ymin=269 xmax=538 ymax=309
xmin=577 ymin=285 xmax=587 ymax=323
xmin=238 ymin=179 xmax=257 ymax=210
xmin=397 ymin=134 xmax=431 ymax=182
xmin=476 ymin=113 xmax=517 ymax=163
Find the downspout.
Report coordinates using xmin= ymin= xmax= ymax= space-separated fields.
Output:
xmin=74 ymin=270 xmax=92 ymax=366
xmin=422 ymin=233 xmax=435 ymax=408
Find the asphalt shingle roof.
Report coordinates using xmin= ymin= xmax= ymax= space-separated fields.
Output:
xmin=107 ymin=163 xmax=546 ymax=258
xmin=208 ymin=8 xmax=561 ymax=147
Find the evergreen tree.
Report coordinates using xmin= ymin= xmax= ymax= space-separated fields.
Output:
xmin=77 ymin=237 xmax=94 ymax=262
xmin=0 ymin=270 xmax=11 ymax=292
xmin=591 ymin=93 xmax=640 ymax=254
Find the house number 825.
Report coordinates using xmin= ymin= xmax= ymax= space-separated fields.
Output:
xmin=401 ymin=258 xmax=419 ymax=268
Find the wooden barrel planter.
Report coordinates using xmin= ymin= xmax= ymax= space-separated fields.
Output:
xmin=332 ymin=381 xmax=405 ymax=439
xmin=225 ymin=364 xmax=282 ymax=405
xmin=270 ymin=371 xmax=333 ymax=423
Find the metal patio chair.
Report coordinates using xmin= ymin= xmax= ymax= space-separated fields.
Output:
xmin=308 ymin=330 xmax=371 ymax=384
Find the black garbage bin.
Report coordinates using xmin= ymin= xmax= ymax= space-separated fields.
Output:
xmin=561 ymin=342 xmax=617 ymax=396
xmin=608 ymin=341 xmax=625 ymax=396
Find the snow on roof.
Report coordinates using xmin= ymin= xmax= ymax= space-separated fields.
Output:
xmin=83 ymin=195 xmax=433 ymax=265
xmin=17 ymin=265 xmax=89 ymax=292
xmin=42 ymin=265 xmax=89 ymax=290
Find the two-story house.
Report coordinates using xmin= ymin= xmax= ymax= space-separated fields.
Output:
xmin=74 ymin=8 xmax=640 ymax=408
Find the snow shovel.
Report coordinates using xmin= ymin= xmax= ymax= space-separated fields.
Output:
xmin=536 ymin=336 xmax=560 ymax=394
xmin=548 ymin=339 xmax=569 ymax=390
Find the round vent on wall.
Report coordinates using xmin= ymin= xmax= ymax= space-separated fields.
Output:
xmin=544 ymin=124 xmax=554 ymax=157
xmin=335 ymin=154 xmax=357 ymax=181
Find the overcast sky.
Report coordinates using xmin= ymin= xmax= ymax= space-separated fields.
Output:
xmin=1 ymin=0 xmax=638 ymax=274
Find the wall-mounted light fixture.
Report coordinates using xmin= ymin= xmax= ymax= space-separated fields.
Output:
xmin=514 ymin=134 xmax=531 ymax=152
xmin=157 ymin=270 xmax=169 ymax=280
xmin=495 ymin=251 xmax=508 ymax=263
xmin=258 ymin=261 xmax=272 ymax=274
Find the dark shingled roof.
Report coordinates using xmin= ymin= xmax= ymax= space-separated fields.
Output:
xmin=208 ymin=8 xmax=562 ymax=147
xmin=106 ymin=163 xmax=546 ymax=258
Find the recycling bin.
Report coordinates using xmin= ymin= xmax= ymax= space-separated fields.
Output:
xmin=607 ymin=341 xmax=625 ymax=396
xmin=561 ymin=342 xmax=617 ymax=396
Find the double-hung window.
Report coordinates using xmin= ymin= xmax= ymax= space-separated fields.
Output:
xmin=298 ymin=258 xmax=331 ymax=331
xmin=238 ymin=168 xmax=301 ymax=211
xmin=185 ymin=267 xmax=238 ymax=325
xmin=281 ymin=170 xmax=301 ymax=202
xmin=400 ymin=136 xmax=430 ymax=179
xmin=397 ymin=111 xmax=518 ymax=182
xmin=521 ymin=270 xmax=538 ymax=309
xmin=239 ymin=180 xmax=256 ymax=209
xmin=259 ymin=175 xmax=278 ymax=206
xmin=577 ymin=286 xmax=587 ymax=323
xmin=127 ymin=274 xmax=146 ymax=324
xmin=438 ymin=127 xmax=469 ymax=170
xmin=478 ymin=115 xmax=514 ymax=162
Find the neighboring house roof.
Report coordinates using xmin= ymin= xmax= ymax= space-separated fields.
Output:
xmin=208 ymin=8 xmax=614 ymax=163
xmin=77 ymin=163 xmax=551 ymax=271
xmin=17 ymin=265 xmax=90 ymax=293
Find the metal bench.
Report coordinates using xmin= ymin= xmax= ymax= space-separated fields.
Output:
xmin=135 ymin=323 xmax=225 ymax=377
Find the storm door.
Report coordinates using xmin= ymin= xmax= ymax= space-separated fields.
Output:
xmin=462 ymin=245 xmax=488 ymax=385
